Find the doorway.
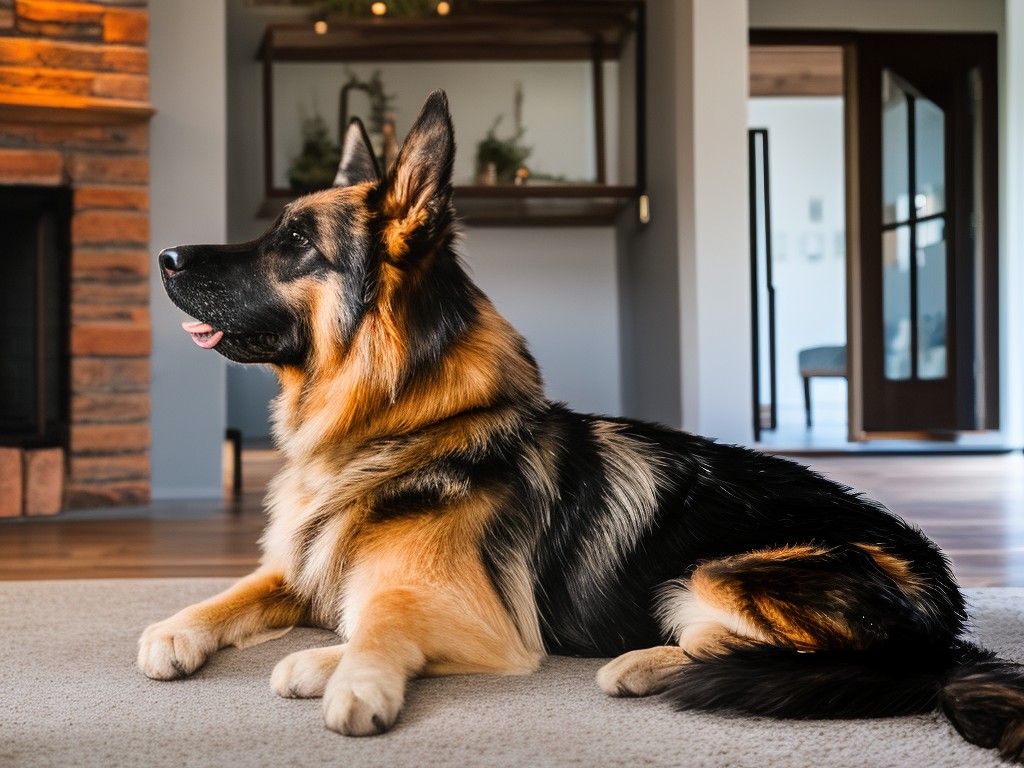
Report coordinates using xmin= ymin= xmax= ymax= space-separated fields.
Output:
xmin=749 ymin=33 xmax=999 ymax=451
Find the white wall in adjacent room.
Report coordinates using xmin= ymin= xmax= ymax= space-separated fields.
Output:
xmin=747 ymin=97 xmax=846 ymax=419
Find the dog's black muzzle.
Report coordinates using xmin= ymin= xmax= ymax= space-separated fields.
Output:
xmin=157 ymin=242 xmax=306 ymax=366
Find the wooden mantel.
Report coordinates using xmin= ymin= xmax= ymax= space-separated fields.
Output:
xmin=0 ymin=91 xmax=154 ymax=125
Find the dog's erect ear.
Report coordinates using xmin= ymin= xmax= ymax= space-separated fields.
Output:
xmin=334 ymin=118 xmax=381 ymax=187
xmin=381 ymin=90 xmax=454 ymax=250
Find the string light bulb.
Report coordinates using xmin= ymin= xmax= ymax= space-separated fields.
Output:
xmin=313 ymin=19 xmax=328 ymax=34
xmin=436 ymin=1 xmax=451 ymax=15
xmin=371 ymin=2 xmax=387 ymax=15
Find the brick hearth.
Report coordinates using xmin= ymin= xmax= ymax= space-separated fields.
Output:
xmin=0 ymin=0 xmax=152 ymax=510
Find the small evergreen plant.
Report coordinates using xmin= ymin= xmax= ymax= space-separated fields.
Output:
xmin=287 ymin=112 xmax=341 ymax=192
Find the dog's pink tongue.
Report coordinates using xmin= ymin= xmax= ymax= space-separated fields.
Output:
xmin=181 ymin=320 xmax=223 ymax=349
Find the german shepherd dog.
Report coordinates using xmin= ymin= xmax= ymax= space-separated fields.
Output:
xmin=142 ymin=91 xmax=1024 ymax=760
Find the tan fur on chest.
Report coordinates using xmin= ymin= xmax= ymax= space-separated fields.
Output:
xmin=261 ymin=461 xmax=542 ymax=671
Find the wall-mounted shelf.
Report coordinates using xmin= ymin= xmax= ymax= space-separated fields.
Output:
xmin=257 ymin=1 xmax=645 ymax=226
xmin=258 ymin=183 xmax=637 ymax=226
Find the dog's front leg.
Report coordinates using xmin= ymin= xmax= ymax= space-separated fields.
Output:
xmin=138 ymin=567 xmax=305 ymax=680
xmin=321 ymin=588 xmax=433 ymax=736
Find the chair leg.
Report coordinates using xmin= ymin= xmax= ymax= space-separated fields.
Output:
xmin=803 ymin=376 xmax=812 ymax=429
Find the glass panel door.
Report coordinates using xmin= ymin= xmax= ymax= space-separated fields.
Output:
xmin=849 ymin=33 xmax=997 ymax=436
xmin=880 ymin=69 xmax=949 ymax=384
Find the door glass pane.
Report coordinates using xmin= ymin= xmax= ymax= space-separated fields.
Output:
xmin=915 ymin=98 xmax=946 ymax=217
xmin=883 ymin=225 xmax=912 ymax=380
xmin=882 ymin=70 xmax=909 ymax=225
xmin=916 ymin=218 xmax=947 ymax=379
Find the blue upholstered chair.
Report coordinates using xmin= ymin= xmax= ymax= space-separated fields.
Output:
xmin=797 ymin=345 xmax=847 ymax=428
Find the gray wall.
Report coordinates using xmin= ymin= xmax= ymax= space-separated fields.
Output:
xmin=462 ymin=228 xmax=621 ymax=416
xmin=149 ymin=0 xmax=228 ymax=498
xmin=617 ymin=0 xmax=683 ymax=428
xmin=620 ymin=0 xmax=753 ymax=444
xmin=683 ymin=0 xmax=752 ymax=444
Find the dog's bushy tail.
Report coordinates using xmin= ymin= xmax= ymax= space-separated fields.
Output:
xmin=941 ymin=654 xmax=1024 ymax=761
xmin=665 ymin=640 xmax=1024 ymax=762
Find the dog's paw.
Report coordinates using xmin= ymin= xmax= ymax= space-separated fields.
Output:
xmin=597 ymin=646 xmax=689 ymax=698
xmin=137 ymin=617 xmax=216 ymax=680
xmin=322 ymin=667 xmax=404 ymax=736
xmin=271 ymin=645 xmax=346 ymax=699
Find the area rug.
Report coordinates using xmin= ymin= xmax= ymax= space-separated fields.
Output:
xmin=2 ymin=579 xmax=1022 ymax=768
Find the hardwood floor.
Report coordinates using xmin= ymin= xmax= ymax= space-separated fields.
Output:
xmin=805 ymin=453 xmax=1024 ymax=587
xmin=0 ymin=450 xmax=281 ymax=580
xmin=1 ymin=450 xmax=1022 ymax=586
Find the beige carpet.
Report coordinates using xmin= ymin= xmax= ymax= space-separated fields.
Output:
xmin=2 ymin=578 xmax=1021 ymax=767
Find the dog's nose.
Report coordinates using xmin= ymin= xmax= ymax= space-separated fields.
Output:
xmin=159 ymin=248 xmax=188 ymax=276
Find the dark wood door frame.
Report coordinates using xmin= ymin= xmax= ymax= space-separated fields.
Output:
xmin=748 ymin=128 xmax=777 ymax=441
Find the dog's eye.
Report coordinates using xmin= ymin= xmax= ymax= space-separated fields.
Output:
xmin=288 ymin=229 xmax=311 ymax=249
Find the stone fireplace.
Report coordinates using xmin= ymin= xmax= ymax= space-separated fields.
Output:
xmin=0 ymin=0 xmax=152 ymax=513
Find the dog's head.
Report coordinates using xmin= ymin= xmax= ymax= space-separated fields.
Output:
xmin=159 ymin=90 xmax=466 ymax=375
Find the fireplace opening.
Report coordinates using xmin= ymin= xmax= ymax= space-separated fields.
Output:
xmin=0 ymin=186 xmax=71 ymax=450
